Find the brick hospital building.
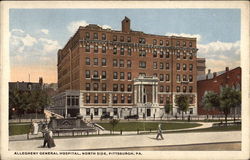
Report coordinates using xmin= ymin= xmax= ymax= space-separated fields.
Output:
xmin=52 ymin=17 xmax=204 ymax=119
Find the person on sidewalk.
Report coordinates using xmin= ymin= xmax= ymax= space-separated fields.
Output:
xmin=156 ymin=123 xmax=164 ymax=140
xmin=42 ymin=126 xmax=50 ymax=148
xmin=47 ymin=129 xmax=56 ymax=148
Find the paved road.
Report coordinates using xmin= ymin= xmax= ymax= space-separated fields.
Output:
xmin=9 ymin=131 xmax=241 ymax=151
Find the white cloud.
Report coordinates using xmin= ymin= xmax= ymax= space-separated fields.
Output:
xmin=198 ymin=40 xmax=240 ymax=72
xmin=40 ymin=29 xmax=49 ymax=35
xmin=10 ymin=29 xmax=61 ymax=67
xmin=67 ymin=20 xmax=112 ymax=33
xmin=165 ymin=33 xmax=202 ymax=42
xmin=67 ymin=20 xmax=89 ymax=33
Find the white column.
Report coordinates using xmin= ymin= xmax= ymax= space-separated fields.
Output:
xmin=138 ymin=84 xmax=141 ymax=103
xmin=142 ymin=84 xmax=144 ymax=103
xmin=134 ymin=85 xmax=137 ymax=104
xmin=152 ymin=85 xmax=155 ymax=103
xmin=155 ymin=85 xmax=158 ymax=104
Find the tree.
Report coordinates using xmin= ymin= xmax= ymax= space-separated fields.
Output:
xmin=220 ymin=87 xmax=241 ymax=124
xmin=109 ymin=119 xmax=120 ymax=134
xmin=201 ymin=91 xmax=220 ymax=119
xmin=164 ymin=99 xmax=173 ymax=119
xmin=175 ymin=94 xmax=189 ymax=120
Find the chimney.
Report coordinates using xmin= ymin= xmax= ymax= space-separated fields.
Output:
xmin=122 ymin=16 xmax=130 ymax=33
xmin=225 ymin=67 xmax=229 ymax=72
xmin=213 ymin=72 xmax=217 ymax=78
xmin=39 ymin=77 xmax=43 ymax=85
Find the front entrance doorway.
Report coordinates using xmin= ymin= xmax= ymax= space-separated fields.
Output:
xmin=147 ymin=109 xmax=151 ymax=117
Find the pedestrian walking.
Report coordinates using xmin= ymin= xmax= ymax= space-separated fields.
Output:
xmin=48 ymin=129 xmax=56 ymax=148
xmin=42 ymin=126 xmax=50 ymax=148
xmin=156 ymin=123 xmax=164 ymax=140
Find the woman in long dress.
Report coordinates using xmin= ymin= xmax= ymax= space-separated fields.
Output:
xmin=47 ymin=130 xmax=56 ymax=148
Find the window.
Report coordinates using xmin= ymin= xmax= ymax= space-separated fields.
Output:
xmin=177 ymin=74 xmax=181 ymax=82
xmin=189 ymin=53 xmax=193 ymax=59
xmin=166 ymin=40 xmax=169 ymax=46
xmin=86 ymin=83 xmax=91 ymax=91
xmin=128 ymin=96 xmax=132 ymax=103
xmin=86 ymin=108 xmax=90 ymax=115
xmin=102 ymin=33 xmax=106 ymax=40
xmin=177 ymin=63 xmax=180 ymax=70
xmin=189 ymin=75 xmax=193 ymax=82
xmin=113 ymin=108 xmax=118 ymax=115
xmin=102 ymin=46 xmax=106 ymax=53
xmin=93 ymin=71 xmax=98 ymax=78
xmin=128 ymin=48 xmax=132 ymax=56
xmin=113 ymin=72 xmax=118 ymax=80
xmin=102 ymin=71 xmax=106 ymax=79
xmin=183 ymin=52 xmax=186 ymax=59
xmin=120 ymin=48 xmax=124 ymax=55
xmin=160 ymin=86 xmax=164 ymax=92
xmin=189 ymin=86 xmax=193 ymax=93
xmin=153 ymin=62 xmax=157 ymax=69
xmin=102 ymin=96 xmax=106 ymax=103
xmin=85 ymin=44 xmax=90 ymax=52
xmin=160 ymin=97 xmax=164 ymax=104
xmin=177 ymin=51 xmax=180 ymax=58
xmin=113 ymin=47 xmax=117 ymax=54
xmin=183 ymin=41 xmax=186 ymax=47
xmin=189 ymin=64 xmax=193 ymax=71
xmin=94 ymin=96 xmax=98 ymax=103
xmin=160 ymin=74 xmax=164 ymax=81
xmin=94 ymin=45 xmax=98 ymax=53
xmin=102 ymin=83 xmax=106 ymax=91
xmin=189 ymin=42 xmax=192 ymax=47
xmin=139 ymin=61 xmax=146 ymax=68
xmin=166 ymin=86 xmax=170 ymax=92
xmin=127 ymin=84 xmax=132 ymax=91
xmin=121 ymin=96 xmax=125 ymax=103
xmin=166 ymin=51 xmax=170 ymax=58
xmin=102 ymin=58 xmax=106 ymax=66
xmin=93 ymin=83 xmax=99 ymax=91
xmin=119 ymin=59 xmax=124 ymax=67
xmin=102 ymin=108 xmax=107 ymax=115
xmin=189 ymin=97 xmax=193 ymax=104
xmin=153 ymin=39 xmax=157 ymax=45
xmin=127 ymin=37 xmax=131 ymax=42
xmin=127 ymin=60 xmax=132 ymax=68
xmin=166 ymin=74 xmax=170 ymax=81
xmin=113 ymin=59 xmax=117 ymax=67
xmin=85 ymin=57 xmax=90 ymax=65
xmin=139 ymin=38 xmax=146 ymax=44
xmin=120 ymin=72 xmax=125 ymax=80
xmin=94 ymin=108 xmax=99 ymax=116
xmin=153 ymin=73 xmax=157 ymax=77
xmin=113 ymin=35 xmax=117 ymax=41
xmin=160 ymin=40 xmax=163 ymax=45
xmin=176 ymin=41 xmax=180 ymax=46
xmin=85 ymin=32 xmax=90 ymax=39
xmin=120 ymin=84 xmax=124 ymax=91
xmin=153 ymin=51 xmax=157 ymax=57
xmin=86 ymin=96 xmax=90 ymax=104
xmin=120 ymin=36 xmax=124 ymax=42
xmin=139 ymin=50 xmax=146 ymax=57
xmin=94 ymin=58 xmax=98 ymax=66
xmin=166 ymin=63 xmax=170 ymax=70
xmin=183 ymin=75 xmax=187 ymax=81
xmin=113 ymin=96 xmax=118 ymax=104
xmin=139 ymin=73 xmax=146 ymax=77
xmin=183 ymin=86 xmax=187 ymax=93
xmin=85 ymin=70 xmax=90 ymax=78
xmin=176 ymin=86 xmax=180 ymax=92
xmin=160 ymin=62 xmax=164 ymax=69
xmin=113 ymin=84 xmax=118 ymax=91
xmin=183 ymin=64 xmax=187 ymax=71
xmin=128 ymin=72 xmax=132 ymax=80
xmin=160 ymin=51 xmax=164 ymax=58
xmin=94 ymin=33 xmax=98 ymax=40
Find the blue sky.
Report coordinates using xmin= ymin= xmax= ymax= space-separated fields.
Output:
xmin=9 ymin=9 xmax=241 ymax=83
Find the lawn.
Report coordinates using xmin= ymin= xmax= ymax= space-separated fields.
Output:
xmin=9 ymin=123 xmax=31 ymax=136
xmin=97 ymin=122 xmax=202 ymax=131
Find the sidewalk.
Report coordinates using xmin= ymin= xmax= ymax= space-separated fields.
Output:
xmin=9 ymin=131 xmax=241 ymax=151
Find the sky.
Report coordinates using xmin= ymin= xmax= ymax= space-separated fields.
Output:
xmin=9 ymin=9 xmax=241 ymax=83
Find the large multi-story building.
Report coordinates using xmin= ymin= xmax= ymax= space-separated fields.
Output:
xmin=53 ymin=17 xmax=201 ymax=119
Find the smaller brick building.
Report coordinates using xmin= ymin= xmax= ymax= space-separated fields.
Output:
xmin=197 ymin=67 xmax=241 ymax=115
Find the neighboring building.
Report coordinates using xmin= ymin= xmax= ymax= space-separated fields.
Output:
xmin=197 ymin=67 xmax=241 ymax=115
xmin=9 ymin=77 xmax=44 ymax=91
xmin=53 ymin=17 xmax=202 ymax=119
xmin=196 ymin=58 xmax=206 ymax=76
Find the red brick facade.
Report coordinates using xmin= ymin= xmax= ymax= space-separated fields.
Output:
xmin=197 ymin=67 xmax=241 ymax=115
